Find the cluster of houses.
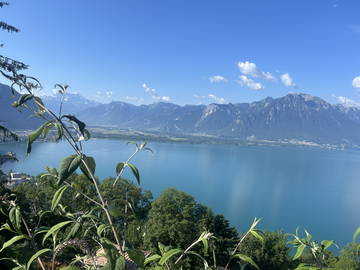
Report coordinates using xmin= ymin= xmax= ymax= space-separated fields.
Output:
xmin=0 ymin=170 xmax=31 ymax=188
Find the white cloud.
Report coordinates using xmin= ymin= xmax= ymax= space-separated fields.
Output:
xmin=142 ymin=83 xmax=171 ymax=102
xmin=352 ymin=76 xmax=360 ymax=89
xmin=94 ymin=90 xmax=113 ymax=101
xmin=280 ymin=73 xmax=297 ymax=88
xmin=208 ymin=94 xmax=226 ymax=104
xmin=238 ymin=75 xmax=264 ymax=90
xmin=261 ymin=71 xmax=276 ymax=81
xmin=209 ymin=75 xmax=227 ymax=83
xmin=238 ymin=61 xmax=258 ymax=76
xmin=237 ymin=61 xmax=275 ymax=81
xmin=105 ymin=91 xmax=113 ymax=98
xmin=333 ymin=95 xmax=360 ymax=108
xmin=194 ymin=94 xmax=226 ymax=104
xmin=126 ymin=96 xmax=145 ymax=103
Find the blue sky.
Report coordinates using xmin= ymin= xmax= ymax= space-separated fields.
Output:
xmin=1 ymin=0 xmax=360 ymax=105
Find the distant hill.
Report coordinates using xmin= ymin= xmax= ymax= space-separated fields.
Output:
xmin=41 ymin=93 xmax=100 ymax=115
xmin=0 ymin=83 xmax=43 ymax=130
xmin=77 ymin=93 xmax=360 ymax=145
xmin=2 ymin=82 xmax=360 ymax=145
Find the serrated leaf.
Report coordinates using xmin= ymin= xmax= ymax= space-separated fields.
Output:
xmin=159 ymin=248 xmax=182 ymax=265
xmin=232 ymin=254 xmax=259 ymax=270
xmin=58 ymin=155 xmax=81 ymax=185
xmin=0 ymin=235 xmax=25 ymax=252
xmin=127 ymin=163 xmax=140 ymax=185
xmin=51 ymin=185 xmax=68 ymax=211
xmin=26 ymin=249 xmax=51 ymax=270
xmin=80 ymin=155 xmax=96 ymax=180
xmin=42 ymin=220 xmax=73 ymax=245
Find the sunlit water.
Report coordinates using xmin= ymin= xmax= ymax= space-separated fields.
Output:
xmin=1 ymin=139 xmax=360 ymax=246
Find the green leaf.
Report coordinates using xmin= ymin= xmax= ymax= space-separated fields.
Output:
xmin=12 ymin=94 xmax=33 ymax=108
xmin=114 ymin=256 xmax=126 ymax=270
xmin=51 ymin=185 xmax=69 ymax=211
xmin=293 ymin=244 xmax=306 ymax=260
xmin=59 ymin=267 xmax=81 ymax=270
xmin=80 ymin=155 xmax=96 ymax=180
xmin=158 ymin=242 xmax=166 ymax=255
xmin=127 ymin=163 xmax=140 ymax=185
xmin=26 ymin=249 xmax=51 ymax=270
xmin=58 ymin=155 xmax=81 ymax=185
xmin=295 ymin=263 xmax=320 ymax=270
xmin=232 ymin=254 xmax=260 ymax=270
xmin=65 ymin=222 xmax=80 ymax=241
xmin=97 ymin=224 xmax=110 ymax=237
xmin=198 ymin=232 xmax=209 ymax=256
xmin=33 ymin=96 xmax=46 ymax=116
xmin=9 ymin=207 xmax=21 ymax=232
xmin=42 ymin=220 xmax=73 ymax=245
xmin=26 ymin=123 xmax=46 ymax=154
xmin=144 ymin=254 xmax=161 ymax=265
xmin=127 ymin=250 xmax=145 ymax=267
xmin=0 ymin=235 xmax=25 ymax=252
xmin=250 ymin=230 xmax=264 ymax=244
xmin=61 ymin=115 xmax=86 ymax=135
xmin=115 ymin=162 xmax=125 ymax=175
xmin=108 ymin=205 xmax=122 ymax=217
xmin=186 ymin=251 xmax=209 ymax=268
xmin=159 ymin=248 xmax=182 ymax=265
xmin=321 ymin=240 xmax=336 ymax=250
xmin=54 ymin=122 xmax=63 ymax=141
xmin=353 ymin=227 xmax=360 ymax=242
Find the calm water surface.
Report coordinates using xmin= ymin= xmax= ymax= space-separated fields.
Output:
xmin=1 ymin=139 xmax=360 ymax=246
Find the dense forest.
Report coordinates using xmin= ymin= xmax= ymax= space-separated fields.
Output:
xmin=1 ymin=2 xmax=360 ymax=270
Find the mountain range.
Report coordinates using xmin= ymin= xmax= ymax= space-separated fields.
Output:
xmin=2 ymin=83 xmax=360 ymax=146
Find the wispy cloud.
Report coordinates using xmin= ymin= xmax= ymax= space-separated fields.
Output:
xmin=237 ymin=61 xmax=275 ymax=81
xmin=280 ymin=73 xmax=297 ymax=88
xmin=209 ymin=75 xmax=227 ymax=83
xmin=126 ymin=96 xmax=145 ymax=103
xmin=94 ymin=90 xmax=113 ymax=101
xmin=353 ymin=76 xmax=360 ymax=89
xmin=142 ymin=83 xmax=171 ymax=102
xmin=194 ymin=94 xmax=226 ymax=104
xmin=238 ymin=75 xmax=264 ymax=90
xmin=333 ymin=95 xmax=360 ymax=108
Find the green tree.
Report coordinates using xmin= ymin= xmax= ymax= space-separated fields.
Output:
xmin=335 ymin=243 xmax=360 ymax=270
xmin=239 ymin=231 xmax=293 ymax=270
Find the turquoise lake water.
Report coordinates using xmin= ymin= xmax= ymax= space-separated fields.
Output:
xmin=1 ymin=139 xmax=360 ymax=247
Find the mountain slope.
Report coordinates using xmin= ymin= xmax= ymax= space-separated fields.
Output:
xmin=0 ymin=83 xmax=43 ymax=130
xmin=78 ymin=93 xmax=360 ymax=145
xmin=41 ymin=93 xmax=100 ymax=115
